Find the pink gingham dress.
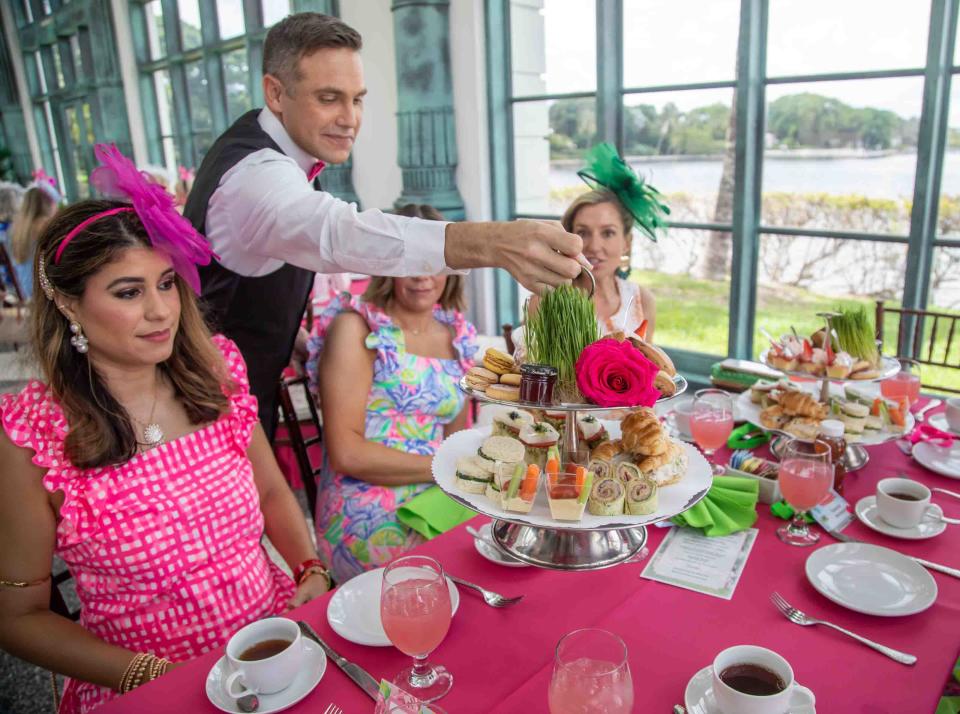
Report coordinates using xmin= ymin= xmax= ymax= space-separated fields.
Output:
xmin=0 ymin=335 xmax=295 ymax=713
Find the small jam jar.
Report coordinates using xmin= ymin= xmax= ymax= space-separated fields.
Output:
xmin=519 ymin=364 xmax=558 ymax=405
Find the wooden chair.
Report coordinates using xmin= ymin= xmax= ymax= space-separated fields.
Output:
xmin=275 ymin=376 xmax=322 ymax=521
xmin=502 ymin=323 xmax=515 ymax=355
xmin=876 ymin=300 xmax=960 ymax=394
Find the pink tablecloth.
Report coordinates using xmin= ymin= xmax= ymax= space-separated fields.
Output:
xmin=100 ymin=415 xmax=960 ymax=713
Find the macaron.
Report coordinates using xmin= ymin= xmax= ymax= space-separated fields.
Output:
xmin=499 ymin=373 xmax=522 ymax=387
xmin=486 ymin=384 xmax=521 ymax=402
xmin=465 ymin=366 xmax=499 ymax=391
xmin=483 ymin=347 xmax=515 ymax=375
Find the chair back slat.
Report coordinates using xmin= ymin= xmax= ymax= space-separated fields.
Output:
xmin=875 ymin=301 xmax=960 ymax=394
xmin=276 ymin=377 xmax=321 ymax=522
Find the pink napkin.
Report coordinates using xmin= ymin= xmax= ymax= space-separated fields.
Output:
xmin=908 ymin=422 xmax=955 ymax=448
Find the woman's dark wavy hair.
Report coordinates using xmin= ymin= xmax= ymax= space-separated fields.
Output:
xmin=32 ymin=199 xmax=230 ymax=468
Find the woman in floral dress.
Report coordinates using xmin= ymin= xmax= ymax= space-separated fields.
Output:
xmin=307 ymin=205 xmax=477 ymax=583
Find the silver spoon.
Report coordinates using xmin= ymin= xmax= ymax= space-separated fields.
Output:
xmin=915 ymin=398 xmax=943 ymax=422
xmin=237 ymin=693 xmax=259 ymax=713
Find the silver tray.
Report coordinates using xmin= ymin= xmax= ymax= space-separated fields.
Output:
xmin=458 ymin=373 xmax=687 ymax=413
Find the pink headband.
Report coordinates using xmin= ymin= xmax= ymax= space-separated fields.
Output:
xmin=51 ymin=145 xmax=213 ymax=294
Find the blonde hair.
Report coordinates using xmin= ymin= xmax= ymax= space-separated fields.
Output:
xmin=0 ymin=182 xmax=24 ymax=223
xmin=362 ymin=204 xmax=466 ymax=312
xmin=561 ymin=189 xmax=634 ymax=235
xmin=11 ymin=187 xmax=56 ymax=263
xmin=32 ymin=199 xmax=230 ymax=468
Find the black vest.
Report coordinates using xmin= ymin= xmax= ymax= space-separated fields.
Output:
xmin=184 ymin=109 xmax=315 ymax=440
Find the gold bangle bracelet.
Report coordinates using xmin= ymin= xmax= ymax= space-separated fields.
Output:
xmin=0 ymin=574 xmax=51 ymax=588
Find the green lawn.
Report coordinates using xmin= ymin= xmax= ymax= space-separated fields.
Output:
xmin=632 ymin=270 xmax=960 ymax=394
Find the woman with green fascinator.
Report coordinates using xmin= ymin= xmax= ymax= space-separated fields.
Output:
xmin=523 ymin=143 xmax=669 ymax=345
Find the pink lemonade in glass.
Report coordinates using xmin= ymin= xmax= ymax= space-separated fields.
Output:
xmin=881 ymin=372 xmax=921 ymax=407
xmin=778 ymin=458 xmax=833 ymax=510
xmin=381 ymin=576 xmax=452 ymax=657
xmin=690 ymin=411 xmax=734 ymax=452
xmin=548 ymin=657 xmax=633 ymax=714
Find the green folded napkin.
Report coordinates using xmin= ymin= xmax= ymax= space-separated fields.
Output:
xmin=671 ymin=475 xmax=759 ymax=537
xmin=397 ymin=486 xmax=476 ymax=540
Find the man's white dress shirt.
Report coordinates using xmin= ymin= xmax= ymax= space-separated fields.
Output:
xmin=204 ymin=108 xmax=453 ymax=278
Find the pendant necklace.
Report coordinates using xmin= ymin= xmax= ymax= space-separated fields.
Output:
xmin=136 ymin=381 xmax=164 ymax=447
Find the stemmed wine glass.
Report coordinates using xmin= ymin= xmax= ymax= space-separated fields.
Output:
xmin=690 ymin=389 xmax=735 ymax=475
xmin=380 ymin=555 xmax=454 ymax=702
xmin=548 ymin=628 xmax=633 ymax=714
xmin=777 ymin=438 xmax=833 ymax=546
xmin=880 ymin=358 xmax=922 ymax=409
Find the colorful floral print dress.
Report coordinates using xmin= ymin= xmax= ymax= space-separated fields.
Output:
xmin=306 ymin=294 xmax=477 ymax=583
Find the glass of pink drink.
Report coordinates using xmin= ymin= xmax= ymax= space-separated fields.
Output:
xmin=880 ymin=358 xmax=922 ymax=408
xmin=691 ymin=389 xmax=735 ymax=475
xmin=380 ymin=555 xmax=453 ymax=702
xmin=777 ymin=438 xmax=833 ymax=546
xmin=548 ymin=628 xmax=633 ymax=714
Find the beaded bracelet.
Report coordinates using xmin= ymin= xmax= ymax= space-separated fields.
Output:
xmin=293 ymin=558 xmax=333 ymax=590
xmin=118 ymin=653 xmax=171 ymax=693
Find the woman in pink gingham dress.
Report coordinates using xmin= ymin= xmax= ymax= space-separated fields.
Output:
xmin=0 ymin=182 xmax=329 ymax=710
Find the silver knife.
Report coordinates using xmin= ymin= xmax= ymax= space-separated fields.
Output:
xmin=297 ymin=620 xmax=381 ymax=700
xmin=826 ymin=529 xmax=960 ymax=579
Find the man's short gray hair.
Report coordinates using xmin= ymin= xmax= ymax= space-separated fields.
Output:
xmin=263 ymin=13 xmax=362 ymax=88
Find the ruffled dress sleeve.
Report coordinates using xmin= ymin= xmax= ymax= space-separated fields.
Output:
xmin=433 ymin=307 xmax=478 ymax=377
xmin=211 ymin=334 xmax=260 ymax=450
xmin=0 ymin=381 xmax=89 ymax=540
xmin=305 ymin=293 xmax=402 ymax=387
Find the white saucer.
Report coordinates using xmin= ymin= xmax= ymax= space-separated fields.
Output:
xmin=805 ymin=542 xmax=938 ymax=617
xmin=855 ymin=495 xmax=947 ymax=540
xmin=326 ymin=567 xmax=460 ymax=647
xmin=684 ymin=665 xmax=816 ymax=713
xmin=473 ymin=522 xmax=529 ymax=568
xmin=913 ymin=441 xmax=960 ymax=479
xmin=205 ymin=638 xmax=326 ymax=714
xmin=928 ymin=413 xmax=960 ymax=436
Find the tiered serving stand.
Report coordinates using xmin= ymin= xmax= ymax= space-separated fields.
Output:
xmin=430 ymin=374 xmax=714 ymax=571
xmin=743 ymin=353 xmax=910 ymax=471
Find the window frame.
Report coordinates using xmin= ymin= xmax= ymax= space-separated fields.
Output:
xmin=486 ymin=0 xmax=959 ymax=381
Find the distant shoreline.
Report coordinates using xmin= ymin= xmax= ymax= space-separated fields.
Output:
xmin=549 ymin=148 xmax=949 ymax=168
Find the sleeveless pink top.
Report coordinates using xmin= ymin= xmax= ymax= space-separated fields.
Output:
xmin=0 ymin=336 xmax=295 ymax=713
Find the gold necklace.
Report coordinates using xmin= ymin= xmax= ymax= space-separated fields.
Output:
xmin=133 ymin=380 xmax=164 ymax=447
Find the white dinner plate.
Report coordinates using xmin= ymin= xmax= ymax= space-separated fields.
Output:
xmin=735 ymin=382 xmax=914 ymax=447
xmin=913 ymin=441 xmax=960 ymax=479
xmin=928 ymin=413 xmax=960 ymax=437
xmin=473 ymin=522 xmax=529 ymax=568
xmin=326 ymin=567 xmax=460 ymax=647
xmin=432 ymin=423 xmax=712 ymax=530
xmin=205 ymin=638 xmax=326 ymax=714
xmin=805 ymin=542 xmax=938 ymax=617
xmin=683 ymin=665 xmax=816 ymax=714
xmin=855 ymin=495 xmax=946 ymax=540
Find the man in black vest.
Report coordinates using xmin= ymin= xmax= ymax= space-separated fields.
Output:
xmin=185 ymin=13 xmax=583 ymax=440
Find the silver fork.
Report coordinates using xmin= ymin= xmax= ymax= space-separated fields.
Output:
xmin=323 ymin=704 xmax=343 ymax=714
xmin=447 ymin=574 xmax=523 ymax=608
xmin=770 ymin=592 xmax=917 ymax=665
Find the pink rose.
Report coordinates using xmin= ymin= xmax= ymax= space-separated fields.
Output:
xmin=575 ymin=338 xmax=661 ymax=407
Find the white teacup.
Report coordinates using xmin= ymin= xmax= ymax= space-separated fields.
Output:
xmin=712 ymin=645 xmax=815 ymax=714
xmin=876 ymin=477 xmax=934 ymax=529
xmin=671 ymin=399 xmax=695 ymax=438
xmin=946 ymin=397 xmax=960 ymax=432
xmin=225 ymin=617 xmax=303 ymax=698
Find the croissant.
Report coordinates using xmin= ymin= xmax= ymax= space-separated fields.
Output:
xmin=621 ymin=410 xmax=668 ymax=456
xmin=778 ymin=391 xmax=827 ymax=420
xmin=591 ymin=439 xmax=623 ymax=462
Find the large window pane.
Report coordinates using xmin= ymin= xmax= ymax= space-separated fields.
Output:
xmin=179 ymin=0 xmax=202 ymax=50
xmin=217 ymin=0 xmax=245 ymax=40
xmin=762 ymin=78 xmax=923 ymax=233
xmin=186 ymin=61 xmax=211 ymax=131
xmin=939 ymin=78 xmax=960 ymax=236
xmin=145 ymin=0 xmax=166 ymax=60
xmin=767 ymin=0 xmax=929 ymax=77
xmin=262 ymin=0 xmax=290 ymax=27
xmin=754 ymin=234 xmax=907 ymax=358
xmin=223 ymin=49 xmax=251 ymax=122
xmin=622 ymin=88 xmax=735 ymax=224
xmin=510 ymin=0 xmax=595 ymax=96
xmin=623 ymin=0 xmax=739 ymax=88
xmin=513 ymin=98 xmax=596 ymax=215
xmin=631 ymin=228 xmax=730 ymax=355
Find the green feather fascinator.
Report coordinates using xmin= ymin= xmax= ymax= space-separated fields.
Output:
xmin=577 ymin=142 xmax=670 ymax=242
